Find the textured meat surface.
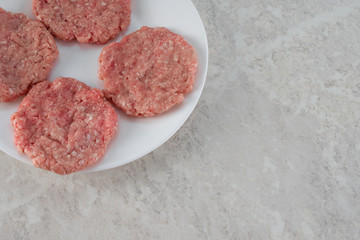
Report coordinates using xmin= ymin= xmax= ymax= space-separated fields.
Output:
xmin=0 ymin=7 xmax=58 ymax=102
xmin=33 ymin=0 xmax=131 ymax=44
xmin=99 ymin=26 xmax=197 ymax=117
xmin=11 ymin=77 xmax=118 ymax=175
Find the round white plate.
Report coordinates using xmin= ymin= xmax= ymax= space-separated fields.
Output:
xmin=0 ymin=0 xmax=208 ymax=173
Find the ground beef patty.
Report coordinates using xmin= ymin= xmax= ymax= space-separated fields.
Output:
xmin=11 ymin=77 xmax=118 ymax=175
xmin=99 ymin=26 xmax=198 ymax=117
xmin=32 ymin=0 xmax=131 ymax=44
xmin=0 ymin=7 xmax=58 ymax=102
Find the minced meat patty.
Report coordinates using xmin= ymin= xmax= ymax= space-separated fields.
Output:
xmin=0 ymin=7 xmax=58 ymax=102
xmin=98 ymin=26 xmax=197 ymax=117
xmin=11 ymin=77 xmax=118 ymax=175
xmin=32 ymin=0 xmax=131 ymax=44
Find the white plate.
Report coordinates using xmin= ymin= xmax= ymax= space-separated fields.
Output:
xmin=0 ymin=0 xmax=208 ymax=173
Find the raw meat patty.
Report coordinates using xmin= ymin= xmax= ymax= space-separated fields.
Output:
xmin=99 ymin=26 xmax=197 ymax=117
xmin=32 ymin=0 xmax=131 ymax=44
xmin=0 ymin=7 xmax=58 ymax=102
xmin=11 ymin=77 xmax=118 ymax=175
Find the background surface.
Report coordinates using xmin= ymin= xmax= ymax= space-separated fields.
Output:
xmin=1 ymin=0 xmax=360 ymax=239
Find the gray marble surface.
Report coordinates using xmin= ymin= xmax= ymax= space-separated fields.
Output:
xmin=1 ymin=0 xmax=360 ymax=239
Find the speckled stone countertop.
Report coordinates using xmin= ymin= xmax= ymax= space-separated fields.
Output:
xmin=1 ymin=0 xmax=360 ymax=239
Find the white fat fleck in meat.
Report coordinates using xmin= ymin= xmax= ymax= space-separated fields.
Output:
xmin=85 ymin=113 xmax=94 ymax=123
xmin=86 ymin=134 xmax=91 ymax=141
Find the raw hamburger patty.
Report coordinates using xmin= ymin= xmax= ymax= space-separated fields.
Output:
xmin=11 ymin=77 xmax=118 ymax=175
xmin=0 ymin=7 xmax=58 ymax=102
xmin=32 ymin=0 xmax=131 ymax=44
xmin=99 ymin=26 xmax=198 ymax=117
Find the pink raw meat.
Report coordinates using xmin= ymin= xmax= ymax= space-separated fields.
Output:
xmin=11 ymin=77 xmax=118 ymax=175
xmin=0 ymin=7 xmax=58 ymax=102
xmin=99 ymin=26 xmax=197 ymax=117
xmin=33 ymin=0 xmax=131 ymax=44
